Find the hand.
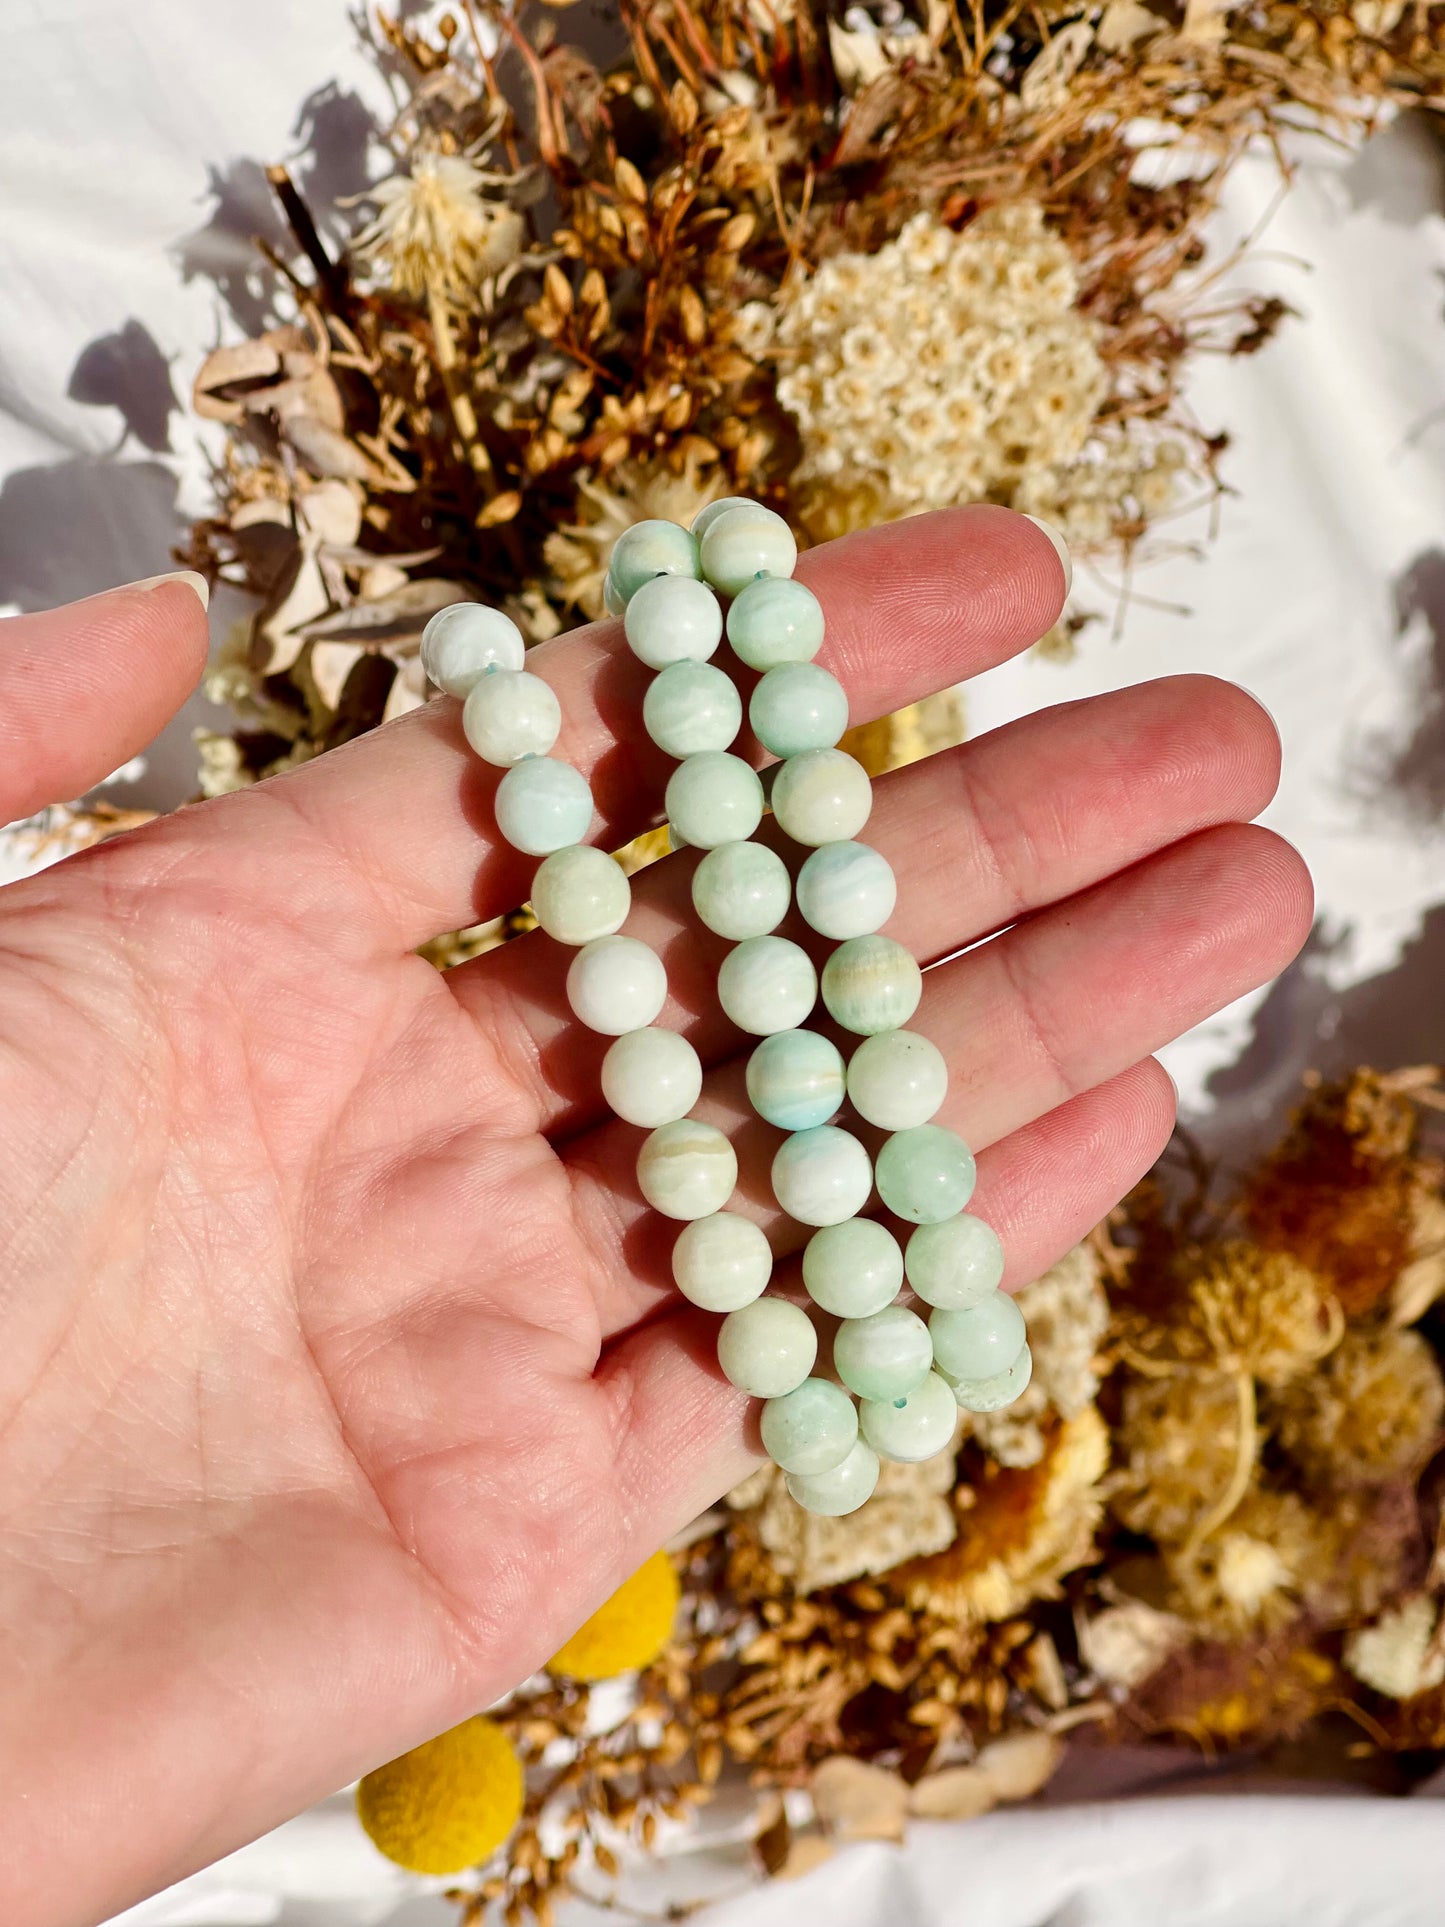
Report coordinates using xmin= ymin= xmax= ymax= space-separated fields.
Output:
xmin=0 ymin=510 xmax=1310 ymax=1924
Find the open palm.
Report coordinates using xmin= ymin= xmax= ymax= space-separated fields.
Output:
xmin=0 ymin=508 xmax=1310 ymax=1925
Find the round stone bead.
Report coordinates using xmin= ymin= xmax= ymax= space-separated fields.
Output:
xmin=947 ymin=1343 xmax=1033 ymax=1414
xmin=905 ymin=1213 xmax=1004 ymax=1309
xmin=623 ymin=573 xmax=723 ymax=670
xmin=718 ymin=936 xmax=817 ymax=1036
xmin=785 ymin=1438 xmax=880 ymax=1517
xmin=833 ymin=1303 xmax=933 ymax=1403
xmin=726 ymin=577 xmax=825 ymax=670
xmin=845 ymin=1028 xmax=947 ymax=1130
xmin=607 ymin=519 xmax=702 ymax=604
xmin=746 ymin=1029 xmax=845 ymax=1131
xmin=691 ymin=496 xmax=756 ymax=542
xmin=603 ymin=573 xmax=626 ymax=619
xmin=642 ymin=660 xmax=741 ymax=757
xmin=716 ymin=1295 xmax=816 ymax=1398
xmin=796 ymin=841 xmax=897 ymax=941
xmin=875 ymin=1123 xmax=977 ymax=1223
xmin=670 ymin=1210 xmax=772 ymax=1312
xmin=928 ymin=1291 xmax=1027 ymax=1383
xmin=461 ymin=668 xmax=561 ymax=766
xmin=637 ymin=1118 xmax=738 ymax=1221
xmin=802 ymin=1218 xmax=904 ymax=1319
xmin=859 ymin=1371 xmax=959 ymax=1465
xmin=691 ymin=841 xmax=791 ymax=940
xmin=760 ymin=1377 xmax=859 ymax=1477
xmin=820 ymin=935 xmax=922 ymax=1036
xmin=531 ymin=844 xmax=630 ymax=945
xmin=772 ymin=1124 xmax=873 ymax=1228
xmin=494 ymin=757 xmax=594 ymax=855
xmin=748 ymin=663 xmax=848 ymax=759
xmin=601 ymin=1026 xmax=702 ymax=1127
xmin=566 ymin=934 xmax=667 ymax=1035
xmin=421 ymin=602 xmax=525 ymax=696
xmin=771 ymin=748 xmax=872 ymax=846
xmin=665 ymin=752 xmax=764 ymax=850
xmin=699 ymin=504 xmax=797 ymax=598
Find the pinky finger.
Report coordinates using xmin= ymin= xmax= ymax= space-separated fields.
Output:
xmin=597 ymin=1058 xmax=1178 ymax=1549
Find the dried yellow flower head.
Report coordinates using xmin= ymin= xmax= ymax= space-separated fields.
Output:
xmin=547 ymin=1551 xmax=680 ymax=1680
xmin=352 ymin=147 xmax=524 ymax=304
xmin=1268 ymin=1324 xmax=1445 ymax=1487
xmin=1110 ymin=1369 xmax=1244 ymax=1545
xmin=1182 ymin=1244 xmax=1340 ymax=1387
xmin=357 ymin=1715 xmax=523 ymax=1874
xmin=897 ymin=1406 xmax=1108 ymax=1622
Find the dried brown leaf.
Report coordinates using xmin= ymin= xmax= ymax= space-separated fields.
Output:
xmin=810 ymin=1756 xmax=908 ymax=1843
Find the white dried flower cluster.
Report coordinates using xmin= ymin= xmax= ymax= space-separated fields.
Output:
xmin=351 ymin=147 xmax=524 ymax=306
xmin=761 ymin=204 xmax=1184 ymax=546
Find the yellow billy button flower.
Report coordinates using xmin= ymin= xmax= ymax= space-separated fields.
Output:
xmin=356 ymin=1716 xmax=524 ymax=1875
xmin=547 ymin=1550 xmax=681 ymax=1680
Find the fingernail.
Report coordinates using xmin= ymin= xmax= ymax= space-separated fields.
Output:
xmin=1022 ymin=515 xmax=1072 ymax=597
xmin=124 ymin=570 xmax=210 ymax=612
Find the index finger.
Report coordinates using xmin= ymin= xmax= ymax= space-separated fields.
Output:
xmin=213 ymin=505 xmax=1067 ymax=952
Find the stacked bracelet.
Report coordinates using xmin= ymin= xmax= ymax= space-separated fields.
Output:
xmin=421 ymin=500 xmax=1030 ymax=1518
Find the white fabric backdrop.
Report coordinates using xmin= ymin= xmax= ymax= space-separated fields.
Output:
xmin=5 ymin=3 xmax=1445 ymax=1922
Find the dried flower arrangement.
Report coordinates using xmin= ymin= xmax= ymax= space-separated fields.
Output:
xmin=343 ymin=1067 xmax=1445 ymax=1918
xmin=183 ymin=0 xmax=1444 ymax=808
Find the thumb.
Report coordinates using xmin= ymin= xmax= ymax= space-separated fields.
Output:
xmin=0 ymin=573 xmax=210 ymax=825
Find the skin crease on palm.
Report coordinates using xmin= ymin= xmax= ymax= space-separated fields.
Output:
xmin=0 ymin=505 xmax=1312 ymax=1924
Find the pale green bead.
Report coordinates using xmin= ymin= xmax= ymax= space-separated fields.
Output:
xmin=859 ymin=1371 xmax=958 ymax=1464
xmin=833 ymin=1303 xmax=932 ymax=1403
xmin=603 ymin=573 xmax=627 ymax=619
xmin=665 ymin=752 xmax=764 ymax=849
xmin=785 ymin=1438 xmax=880 ymax=1516
xmin=637 ymin=1118 xmax=737 ymax=1221
xmin=607 ymin=519 xmax=701 ymax=603
xmin=690 ymin=840 xmax=790 ymax=939
xmin=691 ymin=495 xmax=756 ymax=541
xmin=531 ymin=844 xmax=630 ymax=945
xmin=928 ymin=1291 xmax=1026 ymax=1382
xmin=874 ymin=1123 xmax=976 ymax=1223
xmin=771 ymin=1124 xmax=873 ymax=1227
xmin=494 ymin=756 xmax=594 ymax=855
xmin=726 ymin=576 xmax=825 ymax=670
xmin=771 ymin=748 xmax=871 ymax=846
xmin=601 ymin=1026 xmax=702 ymax=1127
xmin=746 ymin=1029 xmax=845 ymax=1131
xmin=421 ymin=602 xmax=524 ymax=696
xmin=716 ymin=1295 xmax=816 ymax=1398
xmin=845 ymin=1028 xmax=947 ymax=1130
xmin=671 ymin=1210 xmax=772 ymax=1312
xmin=567 ymin=935 xmax=667 ymax=1035
xmin=796 ymin=841 xmax=897 ymax=941
xmin=905 ymin=1214 xmax=1004 ymax=1309
xmin=947 ymin=1343 xmax=1033 ymax=1414
xmin=802 ymin=1218 xmax=904 ymax=1319
xmin=623 ymin=573 xmax=723 ymax=669
xmin=717 ymin=936 xmax=817 ymax=1036
xmin=461 ymin=668 xmax=561 ymax=766
xmin=643 ymin=660 xmax=741 ymax=757
xmin=699 ymin=504 xmax=797 ymax=598
xmin=761 ymin=1377 xmax=859 ymax=1477
xmin=748 ymin=663 xmax=848 ymax=759
xmin=820 ymin=935 xmax=922 ymax=1036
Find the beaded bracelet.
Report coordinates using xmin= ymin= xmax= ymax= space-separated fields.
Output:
xmin=420 ymin=500 xmax=1030 ymax=1517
